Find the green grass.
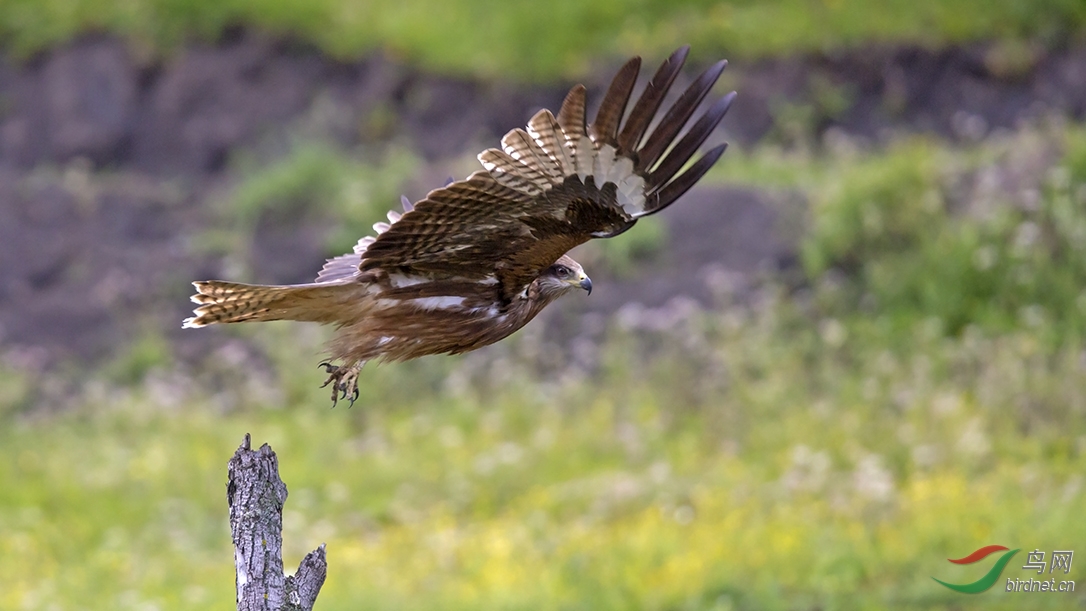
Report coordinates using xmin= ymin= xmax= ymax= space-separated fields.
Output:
xmin=4 ymin=122 xmax=1086 ymax=608
xmin=713 ymin=120 xmax=1086 ymax=343
xmin=0 ymin=0 xmax=1083 ymax=79
xmin=2 ymin=292 xmax=1084 ymax=609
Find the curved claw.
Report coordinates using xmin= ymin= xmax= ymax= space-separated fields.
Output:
xmin=316 ymin=360 xmax=363 ymax=408
xmin=319 ymin=362 xmax=337 ymax=392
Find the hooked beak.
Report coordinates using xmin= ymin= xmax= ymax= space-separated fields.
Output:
xmin=579 ymin=275 xmax=593 ymax=295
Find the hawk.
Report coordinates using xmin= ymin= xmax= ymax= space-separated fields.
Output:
xmin=184 ymin=46 xmax=736 ymax=405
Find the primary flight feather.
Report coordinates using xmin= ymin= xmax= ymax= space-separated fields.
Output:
xmin=184 ymin=46 xmax=737 ymax=405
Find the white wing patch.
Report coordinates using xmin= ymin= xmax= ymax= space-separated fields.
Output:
xmin=388 ymin=274 xmax=428 ymax=288
xmin=411 ymin=296 xmax=466 ymax=310
xmin=470 ymin=305 xmax=501 ymax=318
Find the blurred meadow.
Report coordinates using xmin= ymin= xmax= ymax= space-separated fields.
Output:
xmin=2 ymin=0 xmax=1086 ymax=610
xmin=0 ymin=0 xmax=1084 ymax=78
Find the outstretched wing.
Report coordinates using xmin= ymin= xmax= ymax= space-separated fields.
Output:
xmin=328 ymin=47 xmax=736 ymax=300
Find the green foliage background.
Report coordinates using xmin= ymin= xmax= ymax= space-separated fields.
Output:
xmin=0 ymin=0 xmax=1084 ymax=78
xmin=2 ymin=1 xmax=1086 ymax=609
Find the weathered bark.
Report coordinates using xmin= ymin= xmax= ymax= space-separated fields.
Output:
xmin=227 ymin=433 xmax=328 ymax=611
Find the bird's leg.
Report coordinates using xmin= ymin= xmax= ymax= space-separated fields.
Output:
xmin=318 ymin=361 xmax=364 ymax=407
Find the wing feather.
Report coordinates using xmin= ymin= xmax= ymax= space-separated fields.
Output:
xmin=637 ymin=59 xmax=729 ymax=175
xmin=313 ymin=193 xmax=409 ymax=283
xmin=555 ymin=85 xmax=587 ymax=137
xmin=527 ymin=110 xmax=572 ymax=174
xmin=647 ymin=92 xmax=737 ymax=195
xmin=618 ymin=46 xmax=690 ymax=155
xmin=479 ymin=148 xmax=548 ymax=195
xmin=315 ymin=254 xmax=365 ymax=283
xmin=502 ymin=128 xmax=563 ymax=181
xmin=356 ymin=48 xmax=735 ymax=299
xmin=653 ymin=143 xmax=728 ymax=210
xmin=588 ymin=56 xmax=641 ymax=147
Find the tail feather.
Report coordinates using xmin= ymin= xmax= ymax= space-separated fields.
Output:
xmin=182 ymin=280 xmax=357 ymax=328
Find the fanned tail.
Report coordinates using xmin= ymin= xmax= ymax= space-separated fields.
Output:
xmin=182 ymin=280 xmax=357 ymax=328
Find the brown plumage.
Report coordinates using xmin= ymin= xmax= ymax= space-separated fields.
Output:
xmin=184 ymin=46 xmax=736 ymax=405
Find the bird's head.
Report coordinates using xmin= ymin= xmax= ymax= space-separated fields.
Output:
xmin=536 ymin=255 xmax=592 ymax=301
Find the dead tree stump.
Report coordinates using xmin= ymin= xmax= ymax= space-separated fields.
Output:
xmin=227 ymin=434 xmax=328 ymax=610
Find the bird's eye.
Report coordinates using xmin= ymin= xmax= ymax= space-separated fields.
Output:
xmin=555 ymin=266 xmax=569 ymax=277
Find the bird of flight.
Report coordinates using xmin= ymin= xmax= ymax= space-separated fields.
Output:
xmin=184 ymin=46 xmax=736 ymax=406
